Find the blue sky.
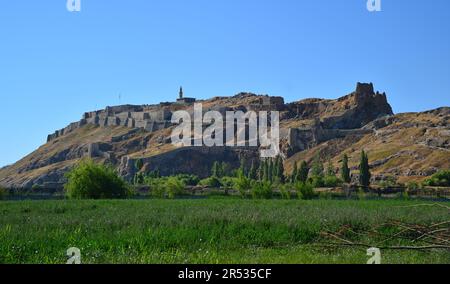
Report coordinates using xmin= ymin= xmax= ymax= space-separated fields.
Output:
xmin=0 ymin=0 xmax=449 ymax=167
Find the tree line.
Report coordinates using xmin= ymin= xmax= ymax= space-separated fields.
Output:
xmin=55 ymin=149 xmax=450 ymax=200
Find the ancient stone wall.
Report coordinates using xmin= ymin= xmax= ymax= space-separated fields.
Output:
xmin=47 ymin=106 xmax=174 ymax=142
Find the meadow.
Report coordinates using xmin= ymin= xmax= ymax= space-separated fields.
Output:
xmin=0 ymin=198 xmax=449 ymax=264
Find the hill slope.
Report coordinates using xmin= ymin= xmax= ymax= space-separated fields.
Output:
xmin=0 ymin=83 xmax=448 ymax=189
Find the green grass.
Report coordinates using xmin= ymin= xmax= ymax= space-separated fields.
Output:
xmin=0 ymin=199 xmax=449 ymax=264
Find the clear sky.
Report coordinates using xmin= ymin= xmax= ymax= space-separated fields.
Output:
xmin=0 ymin=0 xmax=449 ymax=167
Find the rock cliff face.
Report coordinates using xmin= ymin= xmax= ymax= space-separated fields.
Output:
xmin=0 ymin=83 xmax=448 ymax=189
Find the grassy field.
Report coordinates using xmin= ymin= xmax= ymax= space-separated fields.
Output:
xmin=0 ymin=198 xmax=449 ymax=264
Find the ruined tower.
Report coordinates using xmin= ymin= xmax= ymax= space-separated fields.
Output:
xmin=355 ymin=82 xmax=375 ymax=95
xmin=179 ymin=86 xmax=183 ymax=99
xmin=176 ymin=86 xmax=196 ymax=104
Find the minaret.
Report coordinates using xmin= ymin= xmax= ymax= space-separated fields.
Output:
xmin=179 ymin=86 xmax=183 ymax=99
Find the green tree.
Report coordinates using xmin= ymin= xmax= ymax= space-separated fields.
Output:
xmin=268 ymin=159 xmax=274 ymax=182
xmin=165 ymin=176 xmax=185 ymax=199
xmin=251 ymin=181 xmax=273 ymax=199
xmin=276 ymin=156 xmax=285 ymax=183
xmin=310 ymin=154 xmax=325 ymax=188
xmin=212 ymin=161 xmax=221 ymax=178
xmin=311 ymin=155 xmax=324 ymax=179
xmin=133 ymin=172 xmax=145 ymax=185
xmin=291 ymin=162 xmax=298 ymax=183
xmin=220 ymin=162 xmax=230 ymax=177
xmin=239 ymin=157 xmax=247 ymax=177
xmin=235 ymin=169 xmax=252 ymax=197
xmin=248 ymin=160 xmax=258 ymax=180
xmin=326 ymin=159 xmax=335 ymax=177
xmin=258 ymin=160 xmax=265 ymax=181
xmin=65 ymin=159 xmax=131 ymax=199
xmin=298 ymin=161 xmax=309 ymax=183
xmin=273 ymin=157 xmax=280 ymax=179
xmin=359 ymin=150 xmax=371 ymax=187
xmin=295 ymin=182 xmax=315 ymax=200
xmin=423 ymin=170 xmax=450 ymax=187
xmin=199 ymin=176 xmax=222 ymax=188
xmin=263 ymin=159 xmax=269 ymax=182
xmin=341 ymin=154 xmax=351 ymax=183
xmin=322 ymin=158 xmax=343 ymax=187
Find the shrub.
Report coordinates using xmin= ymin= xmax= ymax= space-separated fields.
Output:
xmin=220 ymin=177 xmax=237 ymax=188
xmin=146 ymin=177 xmax=186 ymax=199
xmin=309 ymin=176 xmax=324 ymax=188
xmin=295 ymin=182 xmax=315 ymax=200
xmin=234 ymin=174 xmax=252 ymax=198
xmin=176 ymin=174 xmax=200 ymax=186
xmin=199 ymin=177 xmax=222 ymax=188
xmin=165 ymin=177 xmax=185 ymax=199
xmin=133 ymin=172 xmax=145 ymax=185
xmin=64 ymin=159 xmax=132 ymax=199
xmin=279 ymin=184 xmax=293 ymax=199
xmin=251 ymin=181 xmax=273 ymax=199
xmin=298 ymin=161 xmax=309 ymax=183
xmin=423 ymin=170 xmax=450 ymax=187
xmin=323 ymin=176 xmax=343 ymax=187
xmin=148 ymin=178 xmax=166 ymax=198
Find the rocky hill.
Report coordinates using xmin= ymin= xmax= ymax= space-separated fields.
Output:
xmin=0 ymin=82 xmax=448 ymax=189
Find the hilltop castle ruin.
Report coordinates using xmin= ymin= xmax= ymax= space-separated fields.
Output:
xmin=47 ymin=83 xmax=392 ymax=162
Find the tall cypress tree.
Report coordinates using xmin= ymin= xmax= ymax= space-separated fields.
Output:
xmin=277 ymin=156 xmax=285 ymax=183
xmin=268 ymin=159 xmax=274 ymax=182
xmin=263 ymin=159 xmax=269 ymax=182
xmin=212 ymin=161 xmax=220 ymax=178
xmin=326 ymin=159 xmax=335 ymax=177
xmin=359 ymin=150 xmax=371 ymax=187
xmin=220 ymin=162 xmax=228 ymax=177
xmin=311 ymin=154 xmax=324 ymax=178
xmin=239 ymin=157 xmax=247 ymax=177
xmin=258 ymin=160 xmax=265 ymax=181
xmin=248 ymin=160 xmax=257 ymax=180
xmin=298 ymin=161 xmax=309 ymax=183
xmin=341 ymin=154 xmax=351 ymax=183
xmin=273 ymin=156 xmax=280 ymax=179
xmin=291 ymin=162 xmax=298 ymax=183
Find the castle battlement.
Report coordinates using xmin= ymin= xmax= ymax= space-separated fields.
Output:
xmin=355 ymin=82 xmax=375 ymax=95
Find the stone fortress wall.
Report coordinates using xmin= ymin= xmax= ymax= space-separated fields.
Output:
xmin=46 ymin=95 xmax=287 ymax=143
xmin=47 ymin=104 xmax=173 ymax=142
